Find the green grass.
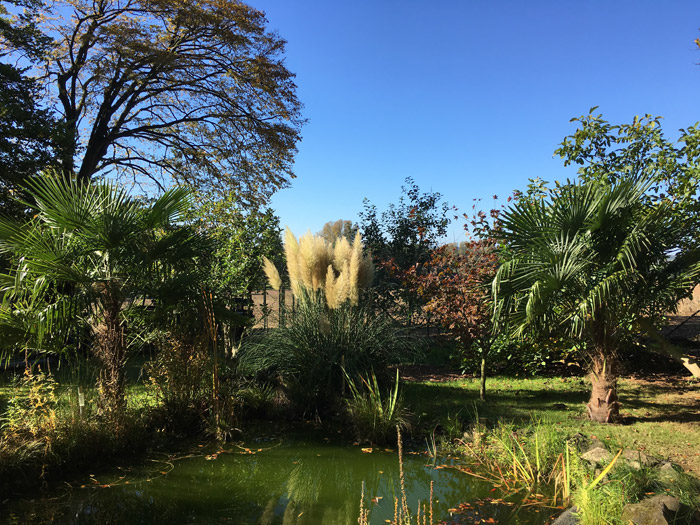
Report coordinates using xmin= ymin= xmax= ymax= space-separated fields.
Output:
xmin=403 ymin=374 xmax=700 ymax=476
xmin=403 ymin=373 xmax=700 ymax=524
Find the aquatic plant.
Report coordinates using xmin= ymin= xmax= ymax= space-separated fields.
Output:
xmin=345 ymin=369 xmax=410 ymax=444
xmin=358 ymin=426 xmax=434 ymax=525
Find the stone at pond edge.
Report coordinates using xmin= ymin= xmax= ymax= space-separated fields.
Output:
xmin=552 ymin=506 xmax=580 ymax=525
xmin=580 ymin=446 xmax=612 ymax=464
xmin=621 ymin=494 xmax=700 ymax=525
xmin=586 ymin=438 xmax=606 ymax=452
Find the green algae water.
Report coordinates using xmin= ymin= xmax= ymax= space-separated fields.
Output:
xmin=1 ymin=429 xmax=555 ymax=524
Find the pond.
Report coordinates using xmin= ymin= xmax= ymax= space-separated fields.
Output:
xmin=1 ymin=427 xmax=557 ymax=524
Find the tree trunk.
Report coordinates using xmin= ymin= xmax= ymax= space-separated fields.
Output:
xmin=586 ymin=355 xmax=621 ymax=423
xmin=479 ymin=356 xmax=487 ymax=401
xmin=93 ymin=299 xmax=127 ymax=422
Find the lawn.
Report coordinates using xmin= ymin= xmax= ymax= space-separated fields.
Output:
xmin=401 ymin=371 xmax=700 ymax=476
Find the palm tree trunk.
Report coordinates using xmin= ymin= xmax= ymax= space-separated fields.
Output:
xmin=586 ymin=352 xmax=620 ymax=423
xmin=94 ymin=300 xmax=127 ymax=421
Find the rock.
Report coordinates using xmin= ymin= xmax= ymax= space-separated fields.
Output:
xmin=581 ymin=446 xmax=612 ymax=464
xmin=552 ymin=506 xmax=580 ymax=525
xmin=621 ymin=495 xmax=683 ymax=525
xmin=567 ymin=432 xmax=589 ymax=452
xmin=657 ymin=461 xmax=677 ymax=484
xmin=587 ymin=438 xmax=606 ymax=452
xmin=622 ymin=449 xmax=650 ymax=469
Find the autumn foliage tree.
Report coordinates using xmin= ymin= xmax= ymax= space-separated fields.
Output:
xmin=406 ymin=204 xmax=500 ymax=400
xmin=359 ymin=178 xmax=451 ymax=322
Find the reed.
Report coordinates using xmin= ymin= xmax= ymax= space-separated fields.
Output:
xmin=358 ymin=426 xmax=435 ymax=525
xmin=345 ymin=369 xmax=410 ymax=444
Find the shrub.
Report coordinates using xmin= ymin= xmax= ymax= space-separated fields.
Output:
xmin=145 ymin=333 xmax=211 ymax=434
xmin=2 ymin=367 xmax=58 ymax=440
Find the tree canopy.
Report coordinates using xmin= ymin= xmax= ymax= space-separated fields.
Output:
xmin=1 ymin=0 xmax=304 ymax=205
xmin=318 ymin=219 xmax=358 ymax=245
xmin=555 ymin=110 xmax=700 ymax=250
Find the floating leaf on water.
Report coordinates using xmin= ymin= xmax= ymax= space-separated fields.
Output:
xmin=361 ymin=448 xmax=373 ymax=453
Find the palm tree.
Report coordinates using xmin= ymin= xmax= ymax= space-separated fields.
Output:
xmin=493 ymin=178 xmax=700 ymax=423
xmin=0 ymin=176 xmax=197 ymax=419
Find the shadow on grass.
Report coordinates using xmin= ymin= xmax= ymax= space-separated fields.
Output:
xmin=403 ymin=375 xmax=700 ymax=427
xmin=402 ymin=381 xmax=589 ymax=426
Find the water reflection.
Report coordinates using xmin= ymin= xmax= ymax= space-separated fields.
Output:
xmin=1 ymin=432 xmax=554 ymax=524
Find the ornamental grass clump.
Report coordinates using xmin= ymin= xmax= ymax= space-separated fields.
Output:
xmin=238 ymin=299 xmax=415 ymax=414
xmin=241 ymin=228 xmax=415 ymax=414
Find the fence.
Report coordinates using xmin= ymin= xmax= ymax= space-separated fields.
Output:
xmin=249 ymin=286 xmax=440 ymax=336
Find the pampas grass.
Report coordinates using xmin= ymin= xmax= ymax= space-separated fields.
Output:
xmin=263 ymin=227 xmax=373 ymax=309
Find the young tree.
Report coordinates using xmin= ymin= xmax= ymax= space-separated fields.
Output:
xmin=493 ymin=177 xmax=700 ymax=423
xmin=405 ymin=201 xmax=501 ymax=400
xmin=318 ymin=219 xmax=358 ymax=245
xmin=359 ymin=177 xmax=451 ymax=321
xmin=555 ymin=110 xmax=700 ymax=250
xmin=407 ymin=240 xmax=498 ymax=400
xmin=2 ymin=0 xmax=303 ymax=205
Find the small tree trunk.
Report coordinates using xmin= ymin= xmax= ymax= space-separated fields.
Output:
xmin=479 ymin=356 xmax=487 ymax=401
xmin=586 ymin=354 xmax=621 ymax=423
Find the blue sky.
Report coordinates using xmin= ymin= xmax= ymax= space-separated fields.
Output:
xmin=253 ymin=1 xmax=700 ymax=243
